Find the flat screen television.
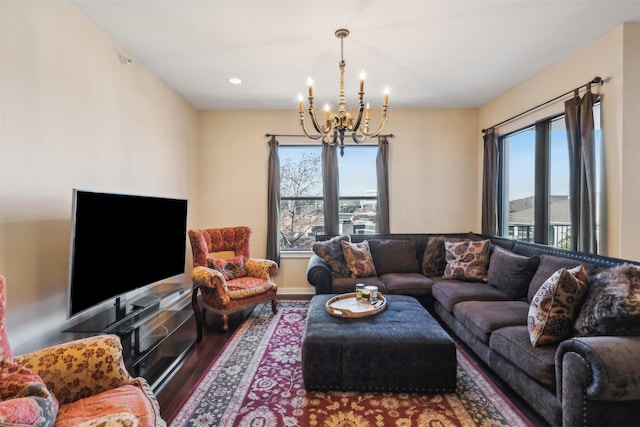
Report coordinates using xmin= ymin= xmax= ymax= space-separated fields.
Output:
xmin=67 ymin=189 xmax=188 ymax=319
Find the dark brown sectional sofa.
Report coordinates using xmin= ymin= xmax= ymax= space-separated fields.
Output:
xmin=306 ymin=232 xmax=640 ymax=427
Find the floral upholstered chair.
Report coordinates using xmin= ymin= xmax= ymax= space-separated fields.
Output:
xmin=188 ymin=226 xmax=278 ymax=338
xmin=0 ymin=275 xmax=166 ymax=427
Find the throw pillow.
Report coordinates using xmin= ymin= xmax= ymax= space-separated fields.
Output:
xmin=488 ymin=246 xmax=540 ymax=299
xmin=527 ymin=265 xmax=588 ymax=346
xmin=574 ymin=264 xmax=640 ymax=337
xmin=443 ymin=239 xmax=491 ymax=282
xmin=208 ymin=256 xmax=247 ymax=280
xmin=421 ymin=236 xmax=467 ymax=276
xmin=312 ymin=235 xmax=352 ymax=278
xmin=0 ymin=360 xmax=59 ymax=426
xmin=341 ymin=240 xmax=377 ymax=278
xmin=368 ymin=239 xmax=419 ymax=275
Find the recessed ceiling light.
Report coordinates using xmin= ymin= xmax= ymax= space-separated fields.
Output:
xmin=228 ymin=77 xmax=242 ymax=85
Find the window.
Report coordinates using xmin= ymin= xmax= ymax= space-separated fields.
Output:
xmin=279 ymin=144 xmax=378 ymax=250
xmin=279 ymin=146 xmax=323 ymax=250
xmin=498 ymin=103 xmax=601 ymax=249
xmin=338 ymin=146 xmax=378 ymax=236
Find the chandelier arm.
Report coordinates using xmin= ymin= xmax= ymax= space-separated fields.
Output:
xmin=360 ymin=115 xmax=389 ymax=138
xmin=299 ymin=113 xmax=324 ymax=140
xmin=349 ymin=101 xmax=366 ymax=132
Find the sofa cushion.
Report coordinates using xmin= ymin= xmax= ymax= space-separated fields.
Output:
xmin=432 ymin=280 xmax=511 ymax=312
xmin=0 ymin=360 xmax=59 ymax=427
xmin=527 ymin=255 xmax=584 ymax=302
xmin=443 ymin=239 xmax=491 ymax=282
xmin=368 ymin=239 xmax=419 ymax=275
xmin=453 ymin=300 xmax=529 ymax=343
xmin=379 ymin=273 xmax=435 ymax=296
xmin=528 ymin=265 xmax=588 ymax=346
xmin=487 ymin=246 xmax=540 ymax=300
xmin=55 ymin=383 xmax=159 ymax=427
xmin=341 ymin=240 xmax=377 ymax=278
xmin=421 ymin=236 xmax=467 ymax=276
xmin=574 ymin=264 xmax=640 ymax=336
xmin=489 ymin=325 xmax=557 ymax=390
xmin=312 ymin=235 xmax=351 ymax=279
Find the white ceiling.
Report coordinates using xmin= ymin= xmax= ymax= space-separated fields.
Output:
xmin=71 ymin=1 xmax=640 ymax=110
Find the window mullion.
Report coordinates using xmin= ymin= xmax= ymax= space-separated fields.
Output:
xmin=534 ymin=120 xmax=550 ymax=244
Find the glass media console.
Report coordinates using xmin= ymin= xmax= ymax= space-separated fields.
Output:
xmin=64 ymin=282 xmax=196 ymax=390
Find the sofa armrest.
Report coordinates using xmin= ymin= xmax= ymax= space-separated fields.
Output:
xmin=306 ymin=254 xmax=333 ymax=294
xmin=245 ymin=258 xmax=278 ymax=280
xmin=557 ymin=336 xmax=640 ymax=401
xmin=13 ymin=334 xmax=135 ymax=405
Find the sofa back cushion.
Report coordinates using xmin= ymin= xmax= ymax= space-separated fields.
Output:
xmin=368 ymin=239 xmax=419 ymax=275
xmin=488 ymin=246 xmax=540 ymax=299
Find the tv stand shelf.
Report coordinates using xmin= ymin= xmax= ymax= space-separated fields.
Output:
xmin=64 ymin=284 xmax=196 ymax=390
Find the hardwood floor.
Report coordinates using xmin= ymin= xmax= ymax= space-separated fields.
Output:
xmin=155 ymin=301 xmax=549 ymax=426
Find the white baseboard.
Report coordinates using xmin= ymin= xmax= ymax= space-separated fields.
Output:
xmin=278 ymin=287 xmax=316 ymax=296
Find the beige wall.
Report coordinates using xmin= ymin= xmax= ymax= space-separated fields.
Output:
xmin=1 ymin=1 xmax=199 ymax=354
xmin=478 ymin=22 xmax=640 ymax=261
xmin=196 ymin=109 xmax=479 ymax=294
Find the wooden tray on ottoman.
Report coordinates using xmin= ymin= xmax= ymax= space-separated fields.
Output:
xmin=325 ymin=292 xmax=386 ymax=318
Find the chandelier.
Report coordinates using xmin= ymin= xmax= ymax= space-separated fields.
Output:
xmin=298 ymin=29 xmax=389 ymax=155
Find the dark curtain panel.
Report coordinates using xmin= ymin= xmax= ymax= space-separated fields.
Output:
xmin=322 ymin=142 xmax=340 ymax=235
xmin=376 ymin=136 xmax=390 ymax=233
xmin=481 ymin=129 xmax=498 ymax=235
xmin=266 ymin=135 xmax=280 ymax=264
xmin=564 ymin=85 xmax=598 ymax=253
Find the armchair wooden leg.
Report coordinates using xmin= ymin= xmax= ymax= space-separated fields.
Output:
xmin=271 ymin=298 xmax=278 ymax=314
xmin=191 ymin=286 xmax=204 ymax=343
xmin=222 ymin=314 xmax=229 ymax=332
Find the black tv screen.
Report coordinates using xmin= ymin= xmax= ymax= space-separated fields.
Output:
xmin=68 ymin=189 xmax=188 ymax=318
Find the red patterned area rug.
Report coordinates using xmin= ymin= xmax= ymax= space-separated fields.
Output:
xmin=169 ymin=300 xmax=534 ymax=427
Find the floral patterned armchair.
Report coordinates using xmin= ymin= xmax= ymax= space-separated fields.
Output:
xmin=0 ymin=275 xmax=166 ymax=427
xmin=188 ymin=226 xmax=278 ymax=338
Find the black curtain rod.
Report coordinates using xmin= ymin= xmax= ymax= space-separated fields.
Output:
xmin=265 ymin=133 xmax=394 ymax=138
xmin=481 ymin=76 xmax=604 ymax=134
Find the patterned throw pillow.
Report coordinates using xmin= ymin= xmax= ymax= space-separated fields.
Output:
xmin=341 ymin=240 xmax=377 ymax=278
xmin=421 ymin=236 xmax=467 ymax=276
xmin=527 ymin=265 xmax=588 ymax=346
xmin=574 ymin=264 xmax=640 ymax=336
xmin=0 ymin=360 xmax=59 ymax=426
xmin=208 ymin=256 xmax=247 ymax=280
xmin=312 ymin=235 xmax=352 ymax=278
xmin=442 ymin=239 xmax=491 ymax=282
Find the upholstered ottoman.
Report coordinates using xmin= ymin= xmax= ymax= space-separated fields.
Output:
xmin=302 ymin=294 xmax=456 ymax=392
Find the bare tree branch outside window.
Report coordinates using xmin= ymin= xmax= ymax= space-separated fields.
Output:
xmin=280 ymin=151 xmax=323 ymax=249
